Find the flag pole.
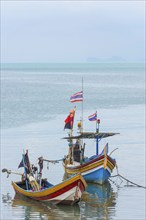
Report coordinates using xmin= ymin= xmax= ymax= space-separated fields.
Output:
xmin=96 ymin=115 xmax=100 ymax=155
xmin=80 ymin=77 xmax=84 ymax=163
xmin=96 ymin=111 xmax=99 ymax=155
xmin=82 ymin=77 xmax=83 ymax=132
xmin=70 ymin=106 xmax=76 ymax=164
xmin=95 ymin=111 xmax=97 ymax=132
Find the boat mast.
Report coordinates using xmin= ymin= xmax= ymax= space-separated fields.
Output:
xmin=77 ymin=78 xmax=84 ymax=164
xmin=81 ymin=78 xmax=84 ymax=161
xmin=81 ymin=77 xmax=83 ymax=132
xmin=70 ymin=106 xmax=76 ymax=163
xmin=96 ymin=117 xmax=100 ymax=155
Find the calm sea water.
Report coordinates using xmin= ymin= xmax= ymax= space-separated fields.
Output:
xmin=1 ymin=63 xmax=145 ymax=220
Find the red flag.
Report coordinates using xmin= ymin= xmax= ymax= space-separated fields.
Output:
xmin=64 ymin=110 xmax=75 ymax=129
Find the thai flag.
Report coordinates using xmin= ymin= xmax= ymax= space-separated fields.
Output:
xmin=88 ymin=112 xmax=97 ymax=121
xmin=70 ymin=91 xmax=83 ymax=103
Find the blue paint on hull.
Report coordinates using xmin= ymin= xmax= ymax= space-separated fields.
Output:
xmin=83 ymin=167 xmax=111 ymax=184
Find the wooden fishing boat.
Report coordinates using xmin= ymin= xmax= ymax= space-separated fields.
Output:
xmin=2 ymin=151 xmax=87 ymax=205
xmin=63 ymin=94 xmax=119 ymax=184
xmin=11 ymin=173 xmax=87 ymax=205
xmin=63 ymin=131 xmax=118 ymax=184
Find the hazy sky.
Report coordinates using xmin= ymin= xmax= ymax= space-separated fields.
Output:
xmin=1 ymin=1 xmax=145 ymax=63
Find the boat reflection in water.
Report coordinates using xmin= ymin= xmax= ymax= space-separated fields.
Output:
xmin=2 ymin=193 xmax=80 ymax=220
xmin=80 ymin=180 xmax=117 ymax=219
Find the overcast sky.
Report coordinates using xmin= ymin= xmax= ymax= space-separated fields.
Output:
xmin=1 ymin=1 xmax=145 ymax=63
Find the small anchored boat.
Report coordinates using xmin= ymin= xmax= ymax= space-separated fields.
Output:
xmin=2 ymin=151 xmax=87 ymax=205
xmin=63 ymin=90 xmax=119 ymax=184
xmin=11 ymin=173 xmax=86 ymax=205
xmin=63 ymin=130 xmax=118 ymax=184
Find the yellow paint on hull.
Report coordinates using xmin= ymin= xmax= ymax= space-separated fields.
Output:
xmin=12 ymin=173 xmax=87 ymax=198
xmin=63 ymin=157 xmax=115 ymax=175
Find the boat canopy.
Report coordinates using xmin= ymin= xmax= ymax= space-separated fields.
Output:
xmin=63 ymin=132 xmax=119 ymax=140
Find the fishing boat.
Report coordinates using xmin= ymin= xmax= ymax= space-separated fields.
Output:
xmin=2 ymin=151 xmax=87 ymax=205
xmin=11 ymin=174 xmax=86 ymax=205
xmin=62 ymin=90 xmax=119 ymax=184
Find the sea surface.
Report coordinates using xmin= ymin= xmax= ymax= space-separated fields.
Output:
xmin=1 ymin=63 xmax=145 ymax=220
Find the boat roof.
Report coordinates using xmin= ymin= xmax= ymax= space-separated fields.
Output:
xmin=63 ymin=132 xmax=119 ymax=140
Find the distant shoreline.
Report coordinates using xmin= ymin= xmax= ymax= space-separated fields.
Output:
xmin=1 ymin=62 xmax=145 ymax=71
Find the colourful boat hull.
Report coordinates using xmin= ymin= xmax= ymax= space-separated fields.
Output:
xmin=63 ymin=155 xmax=116 ymax=184
xmin=12 ymin=174 xmax=87 ymax=205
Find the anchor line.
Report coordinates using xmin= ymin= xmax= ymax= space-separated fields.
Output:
xmin=110 ymin=164 xmax=146 ymax=189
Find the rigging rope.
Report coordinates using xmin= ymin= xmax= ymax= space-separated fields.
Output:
xmin=39 ymin=157 xmax=64 ymax=164
xmin=110 ymin=174 xmax=146 ymax=189
xmin=110 ymin=164 xmax=146 ymax=189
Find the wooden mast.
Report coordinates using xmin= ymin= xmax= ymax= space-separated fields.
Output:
xmin=80 ymin=78 xmax=84 ymax=163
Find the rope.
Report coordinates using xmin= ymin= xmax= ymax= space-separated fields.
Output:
xmin=41 ymin=158 xmax=64 ymax=164
xmin=110 ymin=174 xmax=146 ymax=189
xmin=109 ymin=148 xmax=118 ymax=156
xmin=110 ymin=164 xmax=146 ymax=189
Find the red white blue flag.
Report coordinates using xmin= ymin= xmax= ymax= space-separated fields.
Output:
xmin=70 ymin=91 xmax=83 ymax=103
xmin=88 ymin=112 xmax=97 ymax=121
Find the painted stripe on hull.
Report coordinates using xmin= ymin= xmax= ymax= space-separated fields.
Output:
xmin=82 ymin=164 xmax=111 ymax=176
xmin=12 ymin=174 xmax=87 ymax=205
xmin=65 ymin=155 xmax=115 ymax=169
xmin=30 ymin=181 xmax=82 ymax=201
xmin=64 ymin=158 xmax=115 ymax=174
xmin=39 ymin=186 xmax=82 ymax=205
xmin=15 ymin=186 xmax=81 ymax=205
xmin=13 ymin=180 xmax=83 ymax=200
xmin=83 ymin=167 xmax=111 ymax=184
xmin=64 ymin=156 xmax=115 ymax=184
xmin=12 ymin=174 xmax=86 ymax=198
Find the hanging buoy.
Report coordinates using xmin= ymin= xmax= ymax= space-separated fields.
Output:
xmin=78 ymin=122 xmax=82 ymax=128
